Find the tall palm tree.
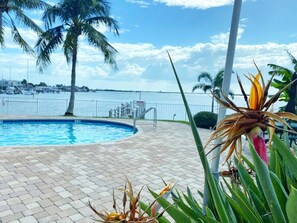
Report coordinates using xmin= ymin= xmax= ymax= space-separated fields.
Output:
xmin=268 ymin=50 xmax=297 ymax=114
xmin=192 ymin=69 xmax=234 ymax=113
xmin=36 ymin=0 xmax=119 ymax=116
xmin=0 ymin=0 xmax=48 ymax=53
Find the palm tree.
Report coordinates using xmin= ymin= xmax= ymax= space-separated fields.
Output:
xmin=0 ymin=0 xmax=48 ymax=53
xmin=268 ymin=50 xmax=297 ymax=114
xmin=192 ymin=69 xmax=234 ymax=113
xmin=35 ymin=0 xmax=119 ymax=116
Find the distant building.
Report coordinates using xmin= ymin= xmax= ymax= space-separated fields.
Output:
xmin=0 ymin=79 xmax=22 ymax=89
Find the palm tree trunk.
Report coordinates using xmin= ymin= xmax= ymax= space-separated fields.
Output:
xmin=0 ymin=11 xmax=3 ymax=44
xmin=65 ymin=41 xmax=78 ymax=116
xmin=211 ymin=95 xmax=214 ymax=113
xmin=0 ymin=11 xmax=2 ymax=30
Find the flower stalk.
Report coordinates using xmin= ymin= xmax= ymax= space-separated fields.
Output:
xmin=248 ymin=126 xmax=268 ymax=164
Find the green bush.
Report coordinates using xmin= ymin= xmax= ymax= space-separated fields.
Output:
xmin=193 ymin=111 xmax=217 ymax=129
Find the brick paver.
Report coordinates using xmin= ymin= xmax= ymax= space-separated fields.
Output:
xmin=0 ymin=116 xmax=217 ymax=222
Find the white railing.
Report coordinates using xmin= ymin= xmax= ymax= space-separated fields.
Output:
xmin=133 ymin=107 xmax=157 ymax=132
xmin=0 ymin=96 xmax=214 ymax=121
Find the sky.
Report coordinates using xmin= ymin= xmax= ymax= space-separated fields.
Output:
xmin=1 ymin=0 xmax=297 ymax=93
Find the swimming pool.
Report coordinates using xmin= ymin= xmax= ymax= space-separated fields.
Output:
xmin=0 ymin=119 xmax=136 ymax=146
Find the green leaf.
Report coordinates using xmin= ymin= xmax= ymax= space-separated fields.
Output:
xmin=223 ymin=178 xmax=263 ymax=223
xmin=269 ymin=171 xmax=289 ymax=217
xmin=249 ymin=141 xmax=287 ymax=223
xmin=168 ymin=52 xmax=235 ymax=223
xmin=149 ymin=188 xmax=192 ymax=223
xmin=235 ymin=157 xmax=262 ymax=199
xmin=205 ymin=206 xmax=217 ymax=220
xmin=286 ymin=187 xmax=297 ymax=223
xmin=226 ymin=195 xmax=248 ymax=222
xmin=242 ymin=155 xmax=256 ymax=171
xmin=139 ymin=201 xmax=171 ymax=223
xmin=183 ymin=191 xmax=204 ymax=217
xmin=181 ymin=193 xmax=220 ymax=223
xmin=272 ymin=134 xmax=297 ymax=179
xmin=248 ymin=189 xmax=270 ymax=221
xmin=269 ymin=143 xmax=277 ymax=173
xmin=174 ymin=194 xmax=202 ymax=220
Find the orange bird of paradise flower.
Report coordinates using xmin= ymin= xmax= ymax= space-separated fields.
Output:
xmin=206 ymin=63 xmax=297 ymax=164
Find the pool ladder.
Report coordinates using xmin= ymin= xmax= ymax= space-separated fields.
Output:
xmin=133 ymin=107 xmax=157 ymax=133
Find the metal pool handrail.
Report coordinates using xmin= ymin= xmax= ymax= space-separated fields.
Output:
xmin=133 ymin=107 xmax=157 ymax=133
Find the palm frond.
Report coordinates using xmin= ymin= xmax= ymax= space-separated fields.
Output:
xmin=14 ymin=0 xmax=49 ymax=10
xmin=11 ymin=6 xmax=43 ymax=34
xmin=213 ymin=69 xmax=224 ymax=88
xmin=9 ymin=18 xmax=34 ymax=54
xmin=268 ymin=63 xmax=293 ymax=75
xmin=285 ymin=49 xmax=297 ymax=67
xmin=35 ymin=25 xmax=64 ymax=72
xmin=192 ymin=83 xmax=211 ymax=93
xmin=264 ymin=78 xmax=297 ymax=110
xmin=1 ymin=0 xmax=47 ymax=51
xmin=0 ymin=16 xmax=4 ymax=47
xmin=197 ymin=72 xmax=213 ymax=83
xmin=81 ymin=23 xmax=118 ymax=69
xmin=63 ymin=30 xmax=76 ymax=64
xmin=86 ymin=16 xmax=119 ymax=35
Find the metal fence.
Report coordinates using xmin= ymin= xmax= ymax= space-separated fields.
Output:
xmin=0 ymin=96 xmax=214 ymax=121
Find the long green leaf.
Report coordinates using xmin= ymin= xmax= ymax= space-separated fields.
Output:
xmin=139 ymin=201 xmax=171 ymax=223
xmin=149 ymin=188 xmax=192 ymax=223
xmin=223 ymin=178 xmax=263 ymax=223
xmin=168 ymin=52 xmax=234 ymax=223
xmin=242 ymin=155 xmax=255 ymax=171
xmin=235 ymin=157 xmax=262 ymax=199
xmin=270 ymin=140 xmax=289 ymax=191
xmin=269 ymin=143 xmax=277 ymax=173
xmin=186 ymin=187 xmax=201 ymax=211
xmin=248 ymin=189 xmax=271 ymax=222
xmin=181 ymin=194 xmax=220 ymax=223
xmin=269 ymin=171 xmax=288 ymax=218
xmin=272 ymin=134 xmax=297 ymax=179
xmin=249 ymin=141 xmax=287 ymax=223
xmin=286 ymin=187 xmax=297 ymax=223
xmin=174 ymin=195 xmax=202 ymax=221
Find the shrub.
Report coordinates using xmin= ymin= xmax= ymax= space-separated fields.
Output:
xmin=193 ymin=111 xmax=217 ymax=129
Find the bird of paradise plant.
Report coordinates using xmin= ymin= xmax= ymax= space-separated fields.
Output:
xmin=89 ymin=177 xmax=177 ymax=223
xmin=150 ymin=181 xmax=175 ymax=217
xmin=206 ymin=63 xmax=297 ymax=164
xmin=89 ymin=177 xmax=158 ymax=223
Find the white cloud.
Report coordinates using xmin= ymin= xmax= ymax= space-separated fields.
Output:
xmin=153 ymin=0 xmax=234 ymax=9
xmin=125 ymin=0 xmax=151 ymax=8
xmin=210 ymin=19 xmax=246 ymax=44
xmin=116 ymin=63 xmax=146 ymax=78
xmin=210 ymin=32 xmax=230 ymax=44
xmin=125 ymin=0 xmax=248 ymax=9
xmin=2 ymin=30 xmax=297 ymax=92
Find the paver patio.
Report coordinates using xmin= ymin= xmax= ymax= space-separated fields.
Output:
xmin=0 ymin=117 xmax=219 ymax=223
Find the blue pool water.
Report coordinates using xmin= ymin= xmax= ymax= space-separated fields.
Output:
xmin=0 ymin=119 xmax=136 ymax=146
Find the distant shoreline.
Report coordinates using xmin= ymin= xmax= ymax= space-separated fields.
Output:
xmin=95 ymin=89 xmax=207 ymax=94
